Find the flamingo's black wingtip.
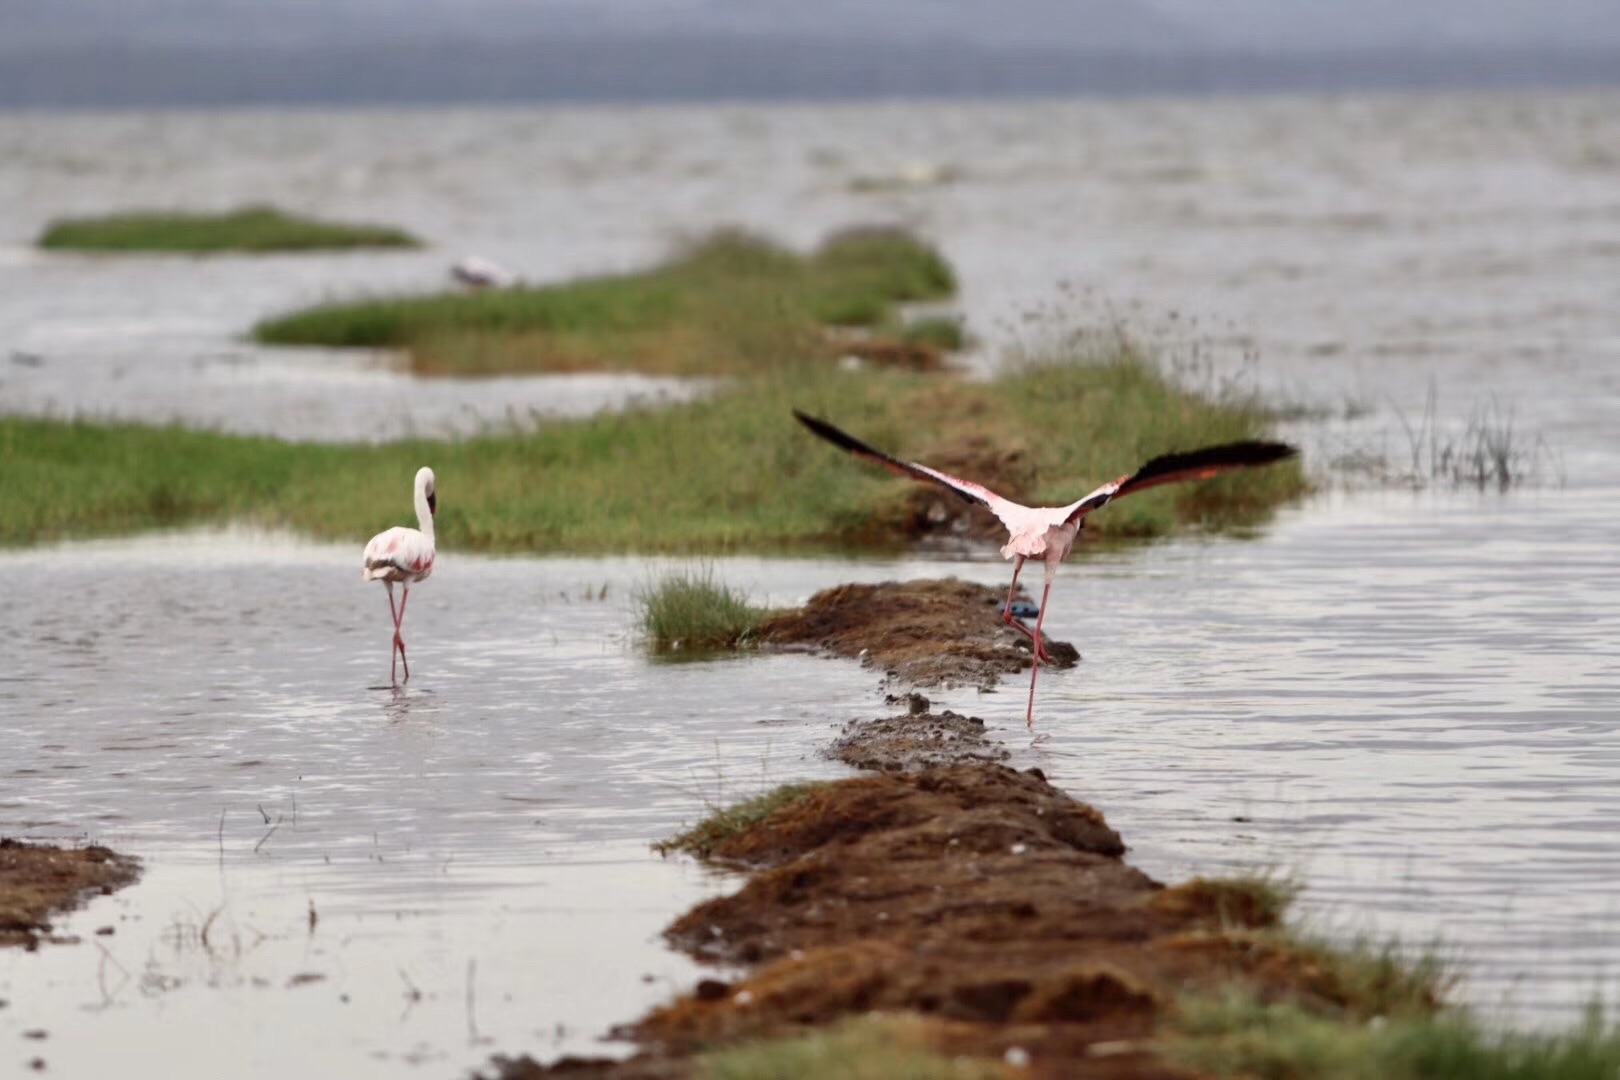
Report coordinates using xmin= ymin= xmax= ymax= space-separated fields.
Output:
xmin=792 ymin=409 xmax=869 ymax=455
xmin=1183 ymin=439 xmax=1300 ymax=468
xmin=1122 ymin=439 xmax=1301 ymax=492
xmin=1249 ymin=440 xmax=1300 ymax=463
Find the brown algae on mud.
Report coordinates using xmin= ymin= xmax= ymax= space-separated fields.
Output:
xmin=0 ymin=839 xmax=140 ymax=948
xmin=759 ymin=578 xmax=1078 ymax=689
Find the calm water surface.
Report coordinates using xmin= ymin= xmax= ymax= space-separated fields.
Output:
xmin=1 ymin=90 xmax=1618 ymax=1075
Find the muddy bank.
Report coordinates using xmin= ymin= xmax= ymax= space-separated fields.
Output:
xmin=488 ymin=757 xmax=1412 ymax=1079
xmin=636 ymin=765 xmax=1278 ymax=1078
xmin=0 ymin=840 xmax=140 ymax=948
xmin=760 ymin=578 xmax=1078 ymax=689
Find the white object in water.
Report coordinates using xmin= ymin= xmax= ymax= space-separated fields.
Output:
xmin=450 ymin=255 xmax=517 ymax=289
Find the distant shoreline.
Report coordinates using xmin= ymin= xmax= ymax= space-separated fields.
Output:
xmin=3 ymin=38 xmax=1619 ymax=109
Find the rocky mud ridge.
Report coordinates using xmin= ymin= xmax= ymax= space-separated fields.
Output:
xmin=760 ymin=578 xmax=1078 ymax=690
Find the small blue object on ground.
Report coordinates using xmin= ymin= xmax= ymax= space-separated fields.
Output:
xmin=1008 ymin=601 xmax=1040 ymax=619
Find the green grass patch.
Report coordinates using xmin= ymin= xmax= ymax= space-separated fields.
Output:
xmin=635 ymin=567 xmax=774 ymax=654
xmin=654 ymin=782 xmax=827 ymax=860
xmin=253 ymin=227 xmax=955 ymax=376
xmin=0 ymin=340 xmax=1306 ymax=551
xmin=37 ymin=205 xmax=420 ymax=253
xmin=899 ymin=315 xmax=968 ymax=352
xmin=1167 ymin=995 xmax=1620 ymax=1080
xmin=697 ymin=1014 xmax=1002 ymax=1080
xmin=1160 ymin=878 xmax=1617 ymax=1080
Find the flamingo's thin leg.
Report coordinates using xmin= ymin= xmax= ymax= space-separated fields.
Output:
xmin=1002 ymin=556 xmax=1026 ymax=620
xmin=396 ymin=586 xmax=411 ymax=683
xmin=385 ymin=581 xmax=401 ymax=684
xmin=1002 ymin=557 xmax=1042 ymax=647
xmin=1025 ymin=579 xmax=1054 ymax=730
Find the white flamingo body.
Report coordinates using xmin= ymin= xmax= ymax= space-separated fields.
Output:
xmin=362 ymin=466 xmax=437 ymax=684
xmin=361 ymin=526 xmax=435 ymax=585
xmin=794 ymin=411 xmax=1296 ymax=729
xmin=890 ymin=458 xmax=1128 ymax=568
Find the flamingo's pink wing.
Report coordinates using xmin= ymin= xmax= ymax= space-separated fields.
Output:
xmin=794 ymin=410 xmax=1028 ymax=531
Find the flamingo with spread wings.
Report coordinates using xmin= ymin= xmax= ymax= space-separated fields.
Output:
xmin=794 ymin=411 xmax=1296 ymax=729
xmin=361 ymin=466 xmax=437 ymax=686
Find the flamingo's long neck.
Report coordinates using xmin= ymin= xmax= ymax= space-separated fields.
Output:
xmin=415 ymin=480 xmax=435 ymax=540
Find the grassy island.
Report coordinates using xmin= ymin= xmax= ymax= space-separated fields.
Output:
xmin=0 ymin=341 xmax=1305 ymax=551
xmin=37 ymin=205 xmax=421 ymax=253
xmin=254 ymin=228 xmax=956 ymax=376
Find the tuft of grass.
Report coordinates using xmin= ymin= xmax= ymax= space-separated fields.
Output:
xmin=1155 ymin=871 xmax=1304 ymax=929
xmin=0 ymin=339 xmax=1305 ymax=551
xmin=1279 ymin=932 xmax=1455 ymax=1019
xmin=636 ymin=567 xmax=773 ymax=654
xmin=1167 ymin=995 xmax=1620 ymax=1080
xmin=1162 ymin=887 xmax=1605 ymax=1080
xmin=1391 ymin=388 xmax=1556 ymax=492
xmin=697 ymin=1014 xmax=1002 ymax=1080
xmin=253 ymin=228 xmax=954 ymax=377
xmin=37 ymin=205 xmax=420 ymax=253
xmin=654 ymin=782 xmax=828 ymax=860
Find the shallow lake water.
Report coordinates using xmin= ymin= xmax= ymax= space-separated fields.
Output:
xmin=3 ymin=486 xmax=1618 ymax=1076
xmin=2 ymin=88 xmax=1619 ymax=1075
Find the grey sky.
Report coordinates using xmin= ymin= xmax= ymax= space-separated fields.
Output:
xmin=3 ymin=0 xmax=1617 ymax=106
xmin=6 ymin=0 xmax=1620 ymax=52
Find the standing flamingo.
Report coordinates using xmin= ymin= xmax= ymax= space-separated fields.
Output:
xmin=793 ymin=411 xmax=1296 ymax=729
xmin=361 ymin=466 xmax=437 ymax=685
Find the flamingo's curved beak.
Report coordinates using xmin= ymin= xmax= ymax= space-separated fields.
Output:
xmin=427 ymin=492 xmax=437 ymax=516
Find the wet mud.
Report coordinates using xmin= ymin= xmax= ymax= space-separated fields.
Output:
xmin=760 ymin=578 xmax=1078 ymax=690
xmin=831 ymin=336 xmax=948 ymax=373
xmin=0 ymin=840 xmax=140 ymax=949
xmin=828 ymin=692 xmax=1010 ymax=772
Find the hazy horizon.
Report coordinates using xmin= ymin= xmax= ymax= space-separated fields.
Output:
xmin=3 ymin=0 xmax=1619 ymax=106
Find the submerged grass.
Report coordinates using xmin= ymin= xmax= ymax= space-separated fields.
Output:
xmin=654 ymin=782 xmax=828 ymax=860
xmin=697 ymin=1015 xmax=1002 ymax=1080
xmin=37 ymin=205 xmax=420 ymax=252
xmin=636 ymin=568 xmax=774 ymax=654
xmin=0 ymin=339 xmax=1306 ymax=551
xmin=253 ymin=228 xmax=956 ymax=376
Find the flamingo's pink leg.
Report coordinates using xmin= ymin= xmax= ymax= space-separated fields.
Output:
xmin=396 ymin=586 xmax=411 ymax=683
xmin=385 ymin=582 xmax=401 ymax=684
xmin=1025 ymin=579 xmax=1054 ymax=730
xmin=1002 ymin=556 xmax=1026 ymax=620
xmin=1002 ymin=556 xmax=1045 ymax=651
